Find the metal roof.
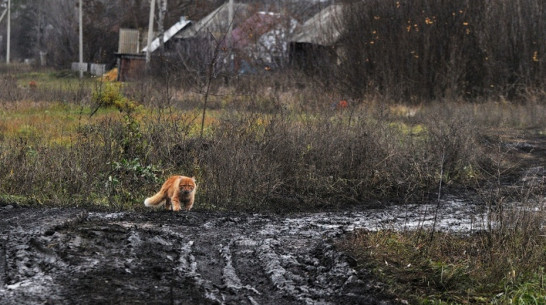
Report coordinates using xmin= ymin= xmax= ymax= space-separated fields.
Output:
xmin=176 ymin=2 xmax=250 ymax=40
xmin=290 ymin=4 xmax=344 ymax=46
xmin=142 ymin=17 xmax=192 ymax=53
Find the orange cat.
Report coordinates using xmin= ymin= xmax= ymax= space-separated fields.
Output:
xmin=144 ymin=176 xmax=197 ymax=211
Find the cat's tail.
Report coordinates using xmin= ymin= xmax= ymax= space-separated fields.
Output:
xmin=144 ymin=191 xmax=165 ymax=207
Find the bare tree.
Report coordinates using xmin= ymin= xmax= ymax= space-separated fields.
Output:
xmin=157 ymin=0 xmax=167 ymax=56
xmin=332 ymin=0 xmax=545 ymax=100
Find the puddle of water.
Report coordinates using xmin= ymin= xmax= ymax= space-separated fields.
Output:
xmin=274 ymin=197 xmax=489 ymax=239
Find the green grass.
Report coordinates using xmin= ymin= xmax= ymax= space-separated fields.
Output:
xmin=0 ymin=101 xmax=117 ymax=144
xmin=494 ymin=274 xmax=546 ymax=305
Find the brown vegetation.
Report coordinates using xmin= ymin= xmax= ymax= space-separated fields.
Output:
xmin=1 ymin=68 xmax=544 ymax=213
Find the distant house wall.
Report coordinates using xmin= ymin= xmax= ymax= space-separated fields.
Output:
xmin=289 ymin=42 xmax=336 ymax=70
xmin=166 ymin=36 xmax=217 ymax=72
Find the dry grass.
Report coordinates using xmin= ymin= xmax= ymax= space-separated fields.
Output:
xmin=1 ymin=67 xmax=545 ymax=303
xmin=339 ymin=218 xmax=546 ymax=304
xmin=1 ymin=70 xmax=544 ymax=211
xmin=0 ymin=89 xmax=486 ymax=210
xmin=0 ymin=69 xmax=543 ymax=207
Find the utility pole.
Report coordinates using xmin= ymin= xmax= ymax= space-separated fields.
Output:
xmin=79 ymin=0 xmax=83 ymax=78
xmin=146 ymin=0 xmax=156 ymax=70
xmin=6 ymin=0 xmax=10 ymax=63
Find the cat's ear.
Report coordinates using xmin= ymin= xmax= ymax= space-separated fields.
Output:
xmin=191 ymin=176 xmax=196 ymax=182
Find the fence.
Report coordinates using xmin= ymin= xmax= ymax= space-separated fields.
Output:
xmin=71 ymin=62 xmax=107 ymax=76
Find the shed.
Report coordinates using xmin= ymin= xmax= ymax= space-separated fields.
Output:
xmin=116 ymin=29 xmax=145 ymax=81
xmin=289 ymin=4 xmax=345 ymax=68
xmin=115 ymin=17 xmax=191 ymax=81
xmin=176 ymin=2 xmax=250 ymax=40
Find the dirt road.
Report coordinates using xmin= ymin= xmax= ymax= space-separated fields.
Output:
xmin=0 ymin=197 xmax=489 ymax=305
xmin=1 ymin=204 xmax=407 ymax=305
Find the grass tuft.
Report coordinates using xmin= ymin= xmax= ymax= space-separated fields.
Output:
xmin=339 ymin=225 xmax=546 ymax=304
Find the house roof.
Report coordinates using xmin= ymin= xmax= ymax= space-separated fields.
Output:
xmin=177 ymin=2 xmax=251 ymax=40
xmin=230 ymin=12 xmax=282 ymax=49
xmin=290 ymin=4 xmax=344 ymax=46
xmin=142 ymin=17 xmax=192 ymax=53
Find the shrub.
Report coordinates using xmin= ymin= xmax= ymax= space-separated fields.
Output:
xmin=91 ymin=82 xmax=139 ymax=113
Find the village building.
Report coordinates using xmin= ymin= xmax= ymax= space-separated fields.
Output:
xmin=115 ymin=1 xmax=341 ymax=80
xmin=289 ymin=4 xmax=345 ymax=69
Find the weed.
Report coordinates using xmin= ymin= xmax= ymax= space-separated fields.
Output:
xmin=91 ymin=82 xmax=139 ymax=114
xmin=340 ymin=216 xmax=546 ymax=304
xmin=493 ymin=270 xmax=546 ymax=305
xmin=104 ymin=158 xmax=160 ymax=208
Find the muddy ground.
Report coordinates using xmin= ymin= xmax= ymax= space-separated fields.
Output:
xmin=0 ymin=205 xmax=400 ymax=305
xmin=0 ymin=200 xmax=489 ymax=305
xmin=0 ymin=131 xmax=544 ymax=304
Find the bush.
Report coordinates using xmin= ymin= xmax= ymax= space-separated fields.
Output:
xmin=91 ymin=82 xmax=139 ymax=113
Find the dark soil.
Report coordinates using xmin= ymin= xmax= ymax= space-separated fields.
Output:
xmin=0 ymin=206 xmax=394 ymax=305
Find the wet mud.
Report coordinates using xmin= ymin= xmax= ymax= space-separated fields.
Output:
xmin=0 ymin=206 xmax=403 ymax=305
xmin=0 ymin=199 xmax=488 ymax=305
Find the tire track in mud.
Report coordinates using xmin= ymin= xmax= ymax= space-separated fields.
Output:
xmin=0 ymin=233 xmax=7 ymax=287
xmin=0 ymin=202 xmax=485 ymax=304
